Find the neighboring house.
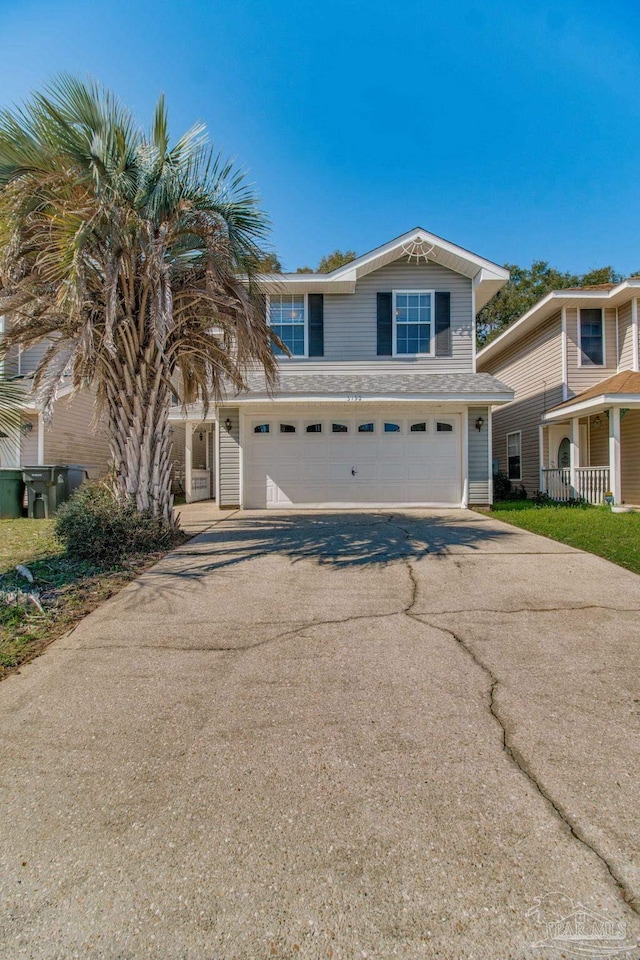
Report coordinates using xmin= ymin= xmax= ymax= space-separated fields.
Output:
xmin=170 ymin=228 xmax=513 ymax=508
xmin=477 ymin=278 xmax=640 ymax=505
xmin=0 ymin=316 xmax=111 ymax=477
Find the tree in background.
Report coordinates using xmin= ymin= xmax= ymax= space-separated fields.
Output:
xmin=254 ymin=251 xmax=282 ymax=272
xmin=295 ymin=249 xmax=357 ymax=273
xmin=477 ymin=261 xmax=626 ymax=347
xmin=0 ymin=76 xmax=278 ymax=526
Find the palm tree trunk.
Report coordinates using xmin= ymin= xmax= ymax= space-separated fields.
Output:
xmin=103 ymin=343 xmax=176 ymax=527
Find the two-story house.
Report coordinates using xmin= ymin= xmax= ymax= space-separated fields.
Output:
xmin=170 ymin=228 xmax=513 ymax=509
xmin=477 ymin=278 xmax=640 ymax=505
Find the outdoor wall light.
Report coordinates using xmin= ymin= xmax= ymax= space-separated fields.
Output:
xmin=224 ymin=417 xmax=232 ymax=432
xmin=475 ymin=416 xmax=484 ymax=432
xmin=198 ymin=430 xmax=203 ymax=442
xmin=593 ymin=415 xmax=602 ymax=429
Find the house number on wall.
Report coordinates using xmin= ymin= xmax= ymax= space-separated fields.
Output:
xmin=347 ymin=395 xmax=362 ymax=401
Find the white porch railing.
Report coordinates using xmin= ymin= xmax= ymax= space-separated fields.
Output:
xmin=542 ymin=467 xmax=610 ymax=505
xmin=191 ymin=469 xmax=212 ymax=502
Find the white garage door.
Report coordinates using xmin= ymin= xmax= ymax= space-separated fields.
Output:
xmin=243 ymin=411 xmax=462 ymax=508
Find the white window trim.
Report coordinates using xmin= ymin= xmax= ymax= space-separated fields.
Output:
xmin=392 ymin=289 xmax=435 ymax=358
xmin=577 ymin=307 xmax=605 ymax=368
xmin=267 ymin=292 xmax=308 ymax=360
xmin=506 ymin=430 xmax=522 ymax=482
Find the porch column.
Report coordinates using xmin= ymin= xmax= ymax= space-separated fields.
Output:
xmin=205 ymin=427 xmax=211 ymax=499
xmin=538 ymin=425 xmax=545 ymax=493
xmin=570 ymin=417 xmax=580 ymax=497
xmin=609 ymin=407 xmax=622 ymax=504
xmin=185 ymin=422 xmax=193 ymax=504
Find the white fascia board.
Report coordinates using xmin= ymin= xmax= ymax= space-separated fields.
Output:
xmin=259 ymin=276 xmax=355 ymax=294
xmin=543 ymin=393 xmax=640 ymax=421
xmin=168 ymin=405 xmax=217 ymax=422
xmin=329 ymin=227 xmax=509 ymax=281
xmin=232 ymin=392 xmax=514 ymax=405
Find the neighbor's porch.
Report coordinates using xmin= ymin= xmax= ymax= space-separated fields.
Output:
xmin=541 ymin=404 xmax=640 ymax=505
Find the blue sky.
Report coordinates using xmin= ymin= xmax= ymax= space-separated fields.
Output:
xmin=1 ymin=0 xmax=639 ymax=274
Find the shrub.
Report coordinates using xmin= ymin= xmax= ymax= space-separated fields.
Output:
xmin=55 ymin=482 xmax=175 ymax=568
xmin=493 ymin=471 xmax=527 ymax=501
xmin=493 ymin=471 xmax=512 ymax=501
xmin=532 ymin=490 xmax=589 ymax=508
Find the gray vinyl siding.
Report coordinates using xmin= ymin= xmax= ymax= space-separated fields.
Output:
xmin=618 ymin=299 xmax=635 ymax=369
xmin=481 ymin=312 xmax=563 ymax=496
xmin=282 ymin=258 xmax=473 ymax=371
xmin=566 ymin=306 xmax=618 ymax=393
xmin=467 ymin=406 xmax=490 ymax=503
xmin=218 ymin=407 xmax=240 ymax=506
xmin=43 ymin=390 xmax=110 ymax=478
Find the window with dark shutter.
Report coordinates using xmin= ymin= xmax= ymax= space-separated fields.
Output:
xmin=377 ymin=292 xmax=393 ymax=356
xmin=435 ymin=292 xmax=451 ymax=357
xmin=308 ymin=293 xmax=324 ymax=357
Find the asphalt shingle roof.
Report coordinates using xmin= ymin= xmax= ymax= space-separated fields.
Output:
xmin=549 ymin=370 xmax=640 ymax=411
xmin=232 ymin=371 xmax=512 ymax=400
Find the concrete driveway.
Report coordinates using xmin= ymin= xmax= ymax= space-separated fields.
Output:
xmin=1 ymin=509 xmax=639 ymax=959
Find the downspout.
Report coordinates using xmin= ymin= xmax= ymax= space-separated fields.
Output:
xmin=632 ymin=298 xmax=639 ymax=372
xmin=561 ymin=307 xmax=568 ymax=400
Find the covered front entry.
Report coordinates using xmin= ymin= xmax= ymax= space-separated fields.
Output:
xmin=242 ymin=405 xmax=462 ymax=508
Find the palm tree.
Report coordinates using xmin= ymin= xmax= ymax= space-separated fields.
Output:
xmin=0 ymin=76 xmax=279 ymax=526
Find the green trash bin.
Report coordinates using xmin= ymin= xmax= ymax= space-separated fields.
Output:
xmin=0 ymin=469 xmax=24 ymax=519
xmin=22 ymin=465 xmax=89 ymax=518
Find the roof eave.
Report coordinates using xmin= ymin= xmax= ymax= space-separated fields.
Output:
xmin=544 ymin=393 xmax=640 ymax=421
xmin=227 ymin=391 xmax=515 ymax=405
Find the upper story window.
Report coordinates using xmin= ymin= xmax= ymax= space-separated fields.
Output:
xmin=269 ymin=294 xmax=306 ymax=357
xmin=393 ymin=291 xmax=434 ymax=356
xmin=579 ymin=308 xmax=604 ymax=366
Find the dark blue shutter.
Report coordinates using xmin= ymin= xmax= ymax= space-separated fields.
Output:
xmin=435 ymin=292 xmax=451 ymax=357
xmin=308 ymin=294 xmax=324 ymax=357
xmin=377 ymin=292 xmax=393 ymax=356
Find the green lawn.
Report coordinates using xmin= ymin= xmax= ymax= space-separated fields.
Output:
xmin=0 ymin=519 xmax=164 ymax=678
xmin=484 ymin=502 xmax=640 ymax=576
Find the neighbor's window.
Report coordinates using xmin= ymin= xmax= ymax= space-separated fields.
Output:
xmin=507 ymin=432 xmax=521 ymax=481
xmin=269 ymin=294 xmax=306 ymax=356
xmin=579 ymin=308 xmax=604 ymax=365
xmin=394 ymin=291 xmax=433 ymax=355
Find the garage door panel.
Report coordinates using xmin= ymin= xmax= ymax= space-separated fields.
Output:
xmin=328 ymin=462 xmax=355 ymax=481
xmin=302 ymin=461 xmax=327 ymax=481
xmin=380 ymin=462 xmax=406 ymax=481
xmin=354 ymin=462 xmax=377 ymax=481
xmin=353 ymin=439 xmax=378 ymax=458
